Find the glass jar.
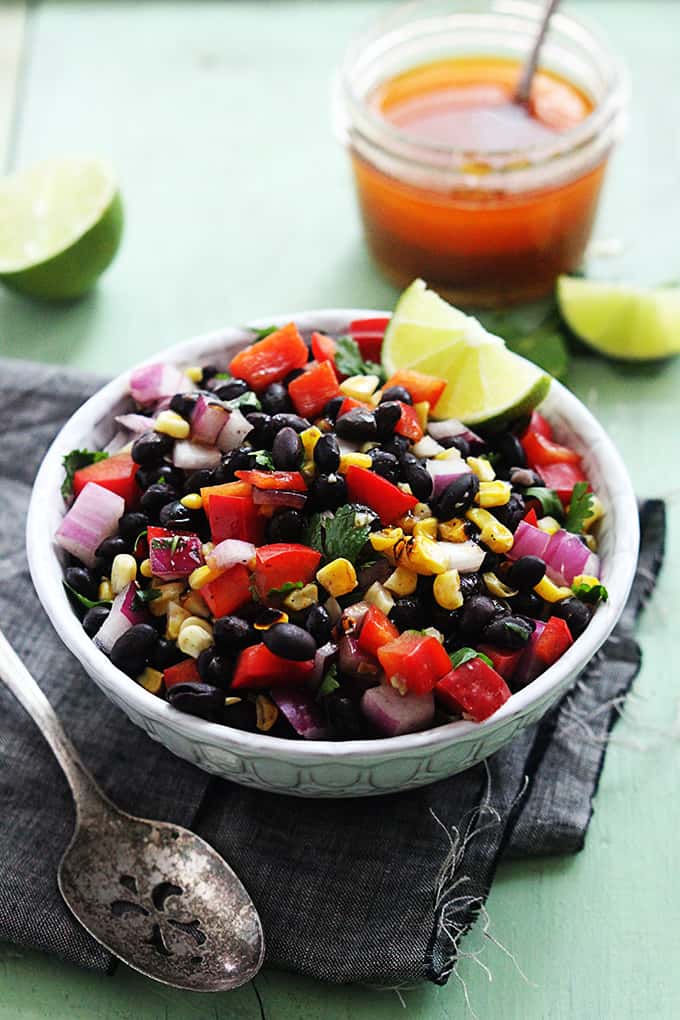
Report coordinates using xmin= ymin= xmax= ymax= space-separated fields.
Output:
xmin=336 ymin=0 xmax=629 ymax=306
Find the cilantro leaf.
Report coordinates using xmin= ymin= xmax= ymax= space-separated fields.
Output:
xmin=134 ymin=587 xmax=162 ymax=608
xmin=250 ymin=325 xmax=278 ymax=341
xmin=525 ymin=487 xmax=564 ymax=520
xmin=317 ymin=663 xmax=340 ymax=699
xmin=564 ymin=482 xmax=594 ymax=534
xmin=268 ymin=580 xmax=304 ymax=597
xmin=334 ymin=335 xmax=386 ymax=383
xmin=214 ymin=372 xmax=231 ymax=381
xmin=253 ymin=449 xmax=274 ymax=470
xmin=449 ymin=647 xmax=494 ymax=670
xmin=226 ymin=392 xmax=262 ymax=412
xmin=63 ymin=581 xmax=112 ymax=611
xmin=61 ymin=449 xmax=109 ymax=499
xmin=322 ymin=505 xmax=372 ymax=563
xmin=304 ymin=513 xmax=326 ymax=555
xmin=572 ymin=579 xmax=608 ymax=604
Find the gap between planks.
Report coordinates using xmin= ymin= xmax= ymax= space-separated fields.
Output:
xmin=0 ymin=1 xmax=27 ymax=170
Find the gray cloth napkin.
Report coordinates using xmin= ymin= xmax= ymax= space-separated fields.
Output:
xmin=0 ymin=359 xmax=665 ymax=985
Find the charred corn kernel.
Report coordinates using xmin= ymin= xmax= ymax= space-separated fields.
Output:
xmin=339 ymin=374 xmax=380 ymax=400
xmin=384 ymin=565 xmax=418 ymax=596
xmin=166 ymin=601 xmax=191 ymax=640
xmin=438 ymin=518 xmax=469 ymax=543
xmin=483 ymin=572 xmax=518 ymax=598
xmin=136 ymin=667 xmax=164 ymax=695
xmin=466 ymin=507 xmax=514 ymax=554
xmin=149 ymin=581 xmax=186 ymax=616
xmin=316 ymin=558 xmax=358 ymax=597
xmin=189 ymin=565 xmax=221 ymax=590
xmin=181 ymin=492 xmax=203 ymax=510
xmin=339 ymin=452 xmax=373 ymax=473
xmin=370 ymin=528 xmax=404 ymax=557
xmin=254 ymin=609 xmax=289 ymax=631
xmin=476 ymin=480 xmax=512 ymax=508
xmin=155 ymin=409 xmax=190 ymax=439
xmin=390 ymin=675 xmax=408 ymax=696
xmin=300 ymin=426 xmax=322 ymax=460
xmin=467 ymin=456 xmax=496 ymax=481
xmin=181 ymin=590 xmax=210 ymax=618
xmin=177 ymin=623 xmax=213 ymax=658
xmin=185 ymin=365 xmax=203 ymax=383
xmin=534 ymin=576 xmax=572 ymax=602
xmin=537 ymin=515 xmax=561 ymax=535
xmin=255 ymin=694 xmax=279 ymax=732
xmin=140 ymin=558 xmax=153 ymax=579
xmin=413 ymin=401 xmax=430 ymax=430
xmin=423 ymin=626 xmax=445 ymax=644
xmin=433 ymin=569 xmax=463 ymax=610
xmin=583 ymin=496 xmax=604 ymax=532
xmin=98 ymin=579 xmax=113 ymax=602
xmin=413 ymin=516 xmax=438 ymax=540
xmin=110 ymin=554 xmax=137 ymax=595
xmin=401 ymin=534 xmax=449 ymax=575
xmin=364 ymin=582 xmax=395 ymax=615
xmin=283 ymin=583 xmax=318 ymax=612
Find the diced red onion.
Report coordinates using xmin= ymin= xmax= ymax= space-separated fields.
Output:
xmin=103 ymin=430 xmax=130 ymax=454
xmin=55 ymin=482 xmax=125 ymax=567
xmin=310 ymin=642 xmax=339 ymax=687
xmin=513 ymin=620 xmax=547 ymax=688
xmin=115 ymin=413 xmax=155 ymax=435
xmin=324 ymin=596 xmax=342 ymax=625
xmin=217 ymin=408 xmax=253 ymax=451
xmin=428 ymin=419 xmax=483 ymax=445
xmin=544 ymin=530 xmax=600 ymax=586
xmin=270 ymin=688 xmax=328 ymax=740
xmin=426 ymin=457 xmax=470 ymax=497
xmin=438 ymin=540 xmax=486 ymax=574
xmin=507 ymin=521 xmax=551 ymax=562
xmin=149 ymin=531 xmax=204 ymax=580
xmin=338 ymin=634 xmax=379 ymax=681
xmin=411 ymin=436 xmax=444 ymax=458
xmin=251 ymin=488 xmax=307 ymax=510
xmin=172 ymin=440 xmax=222 ymax=471
xmin=129 ymin=363 xmax=190 ymax=406
xmin=361 ymin=684 xmax=435 ymax=736
xmin=93 ymin=582 xmax=147 ymax=653
xmin=191 ymin=395 xmax=228 ymax=446
xmin=207 ymin=539 xmax=255 ymax=571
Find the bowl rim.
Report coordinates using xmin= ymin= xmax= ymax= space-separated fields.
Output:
xmin=27 ymin=308 xmax=640 ymax=761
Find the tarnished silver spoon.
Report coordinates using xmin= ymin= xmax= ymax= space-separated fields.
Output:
xmin=0 ymin=629 xmax=264 ymax=991
xmin=515 ymin=0 xmax=562 ymax=106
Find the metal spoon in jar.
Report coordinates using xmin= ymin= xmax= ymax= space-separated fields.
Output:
xmin=0 ymin=629 xmax=264 ymax=991
xmin=515 ymin=0 xmax=562 ymax=106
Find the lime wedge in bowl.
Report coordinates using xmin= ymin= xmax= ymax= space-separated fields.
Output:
xmin=557 ymin=275 xmax=680 ymax=361
xmin=0 ymin=157 xmax=123 ymax=301
xmin=383 ymin=279 xmax=551 ymax=428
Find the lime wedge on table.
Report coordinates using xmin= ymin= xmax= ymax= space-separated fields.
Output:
xmin=383 ymin=279 xmax=551 ymax=427
xmin=0 ymin=158 xmax=123 ymax=300
xmin=557 ymin=276 xmax=680 ymax=361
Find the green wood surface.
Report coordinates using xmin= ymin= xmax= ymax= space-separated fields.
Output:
xmin=1 ymin=2 xmax=679 ymax=1017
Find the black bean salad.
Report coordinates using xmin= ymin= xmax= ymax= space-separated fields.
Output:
xmin=56 ymin=318 xmax=607 ymax=740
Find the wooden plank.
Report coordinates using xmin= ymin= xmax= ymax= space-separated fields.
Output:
xmin=0 ymin=1 xmax=26 ymax=168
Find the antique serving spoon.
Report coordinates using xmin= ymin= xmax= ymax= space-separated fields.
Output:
xmin=515 ymin=0 xmax=562 ymax=106
xmin=0 ymin=628 xmax=264 ymax=991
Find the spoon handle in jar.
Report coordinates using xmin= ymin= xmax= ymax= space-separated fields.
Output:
xmin=516 ymin=0 xmax=562 ymax=105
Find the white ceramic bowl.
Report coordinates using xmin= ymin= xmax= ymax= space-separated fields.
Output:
xmin=27 ymin=310 xmax=639 ymax=797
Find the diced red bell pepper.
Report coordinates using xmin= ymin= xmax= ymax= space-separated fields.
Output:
xmin=435 ymin=658 xmax=511 ymax=722
xmin=377 ymin=632 xmax=452 ymax=695
xmin=358 ymin=605 xmax=399 ymax=660
xmin=73 ymin=451 xmax=139 ymax=508
xmin=338 ymin=396 xmax=371 ymax=417
xmin=522 ymin=506 xmax=539 ymax=527
xmin=345 ymin=465 xmax=418 ymax=526
xmin=537 ymin=462 xmax=589 ymax=503
xmin=147 ymin=526 xmax=204 ymax=579
xmin=288 ymin=360 xmax=340 ymax=419
xmin=533 ymin=616 xmax=574 ymax=665
xmin=384 ymin=368 xmax=447 ymax=411
xmin=200 ymin=564 xmax=251 ymax=617
xmin=229 ymin=322 xmax=309 ymax=392
xmin=394 ymin=402 xmax=424 ymax=442
xmin=164 ymin=658 xmax=200 ymax=689
xmin=253 ymin=543 xmax=322 ymax=599
xmin=235 ymin=470 xmax=307 ymax=492
xmin=231 ymin=643 xmax=316 ymax=689
xmin=311 ymin=331 xmax=337 ymax=364
xmin=525 ymin=410 xmax=553 ymax=440
xmin=201 ymin=482 xmax=264 ymax=544
xmin=349 ymin=317 xmax=390 ymax=363
xmin=521 ymin=430 xmax=581 ymax=467
xmin=477 ymin=644 xmax=524 ymax=682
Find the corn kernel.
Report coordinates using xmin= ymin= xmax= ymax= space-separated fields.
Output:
xmin=476 ymin=480 xmax=512 ymax=508
xmin=136 ymin=667 xmax=164 ymax=695
xmin=316 ymin=558 xmax=358 ymax=597
xmin=189 ymin=564 xmax=222 ymax=590
xmin=537 ymin=515 xmax=561 ymax=535
xmin=433 ymin=569 xmax=463 ymax=610
xmin=360 ymin=441 xmax=380 ymax=453
xmin=140 ymin=558 xmax=153 ymax=578
xmin=224 ymin=696 xmax=242 ymax=707
xmin=534 ymin=576 xmax=573 ymax=602
xmin=467 ymin=456 xmax=496 ymax=481
xmin=110 ymin=554 xmax=138 ymax=595
xmin=149 ymin=581 xmax=186 ymax=616
xmin=483 ymin=572 xmax=518 ymax=598
xmin=413 ymin=401 xmax=430 ymax=430
xmin=202 ymin=542 xmax=215 ymax=558
xmin=572 ymin=574 xmax=602 ymax=589
xmin=438 ymin=518 xmax=469 ymax=543
xmin=384 ymin=565 xmax=418 ymax=596
xmin=184 ymin=365 xmax=203 ymax=383
xmin=370 ymin=528 xmax=404 ymax=556
xmin=155 ymin=409 xmax=190 ymax=439
xmin=435 ymin=448 xmax=465 ymax=461
xmin=98 ymin=579 xmax=113 ymax=602
xmin=585 ymin=533 xmax=598 ymax=553
xmin=413 ymin=516 xmax=438 ymax=540
xmin=300 ymin=426 xmax=322 ymax=460
xmin=368 ymin=390 xmax=383 ymax=408
xmin=181 ymin=492 xmax=203 ymax=510
xmin=177 ymin=623 xmax=213 ymax=658
xmin=166 ymin=601 xmax=191 ymax=640
xmin=254 ymin=609 xmax=289 ymax=631
xmin=401 ymin=534 xmax=449 ymax=575
xmin=283 ymin=583 xmax=318 ymax=611
xmin=364 ymin=581 xmax=395 ymax=615
xmin=179 ymin=615 xmax=213 ymax=636
xmin=339 ymin=452 xmax=373 ymax=473
xmin=466 ymin=507 xmax=514 ymax=554
xmin=583 ymin=495 xmax=604 ymax=533
xmin=390 ymin=675 xmax=408 ymax=696
xmin=181 ymin=590 xmax=210 ymax=618
xmin=339 ymin=374 xmax=380 ymax=401
xmin=256 ymin=694 xmax=279 ymax=732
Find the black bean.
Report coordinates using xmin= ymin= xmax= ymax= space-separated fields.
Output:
xmin=150 ymin=637 xmax=185 ymax=671
xmin=118 ymin=511 xmax=150 ymax=542
xmin=305 ymin=604 xmax=333 ymax=646
xmin=245 ymin=412 xmax=272 ymax=448
xmin=131 ymin=431 xmax=173 ymax=466
xmin=437 ymin=472 xmax=479 ymax=519
xmin=370 ymin=450 xmax=400 ymax=485
xmin=263 ymin=622 xmax=317 ymax=661
xmin=272 ymin=427 xmax=303 ymax=471
xmin=431 ymin=605 xmax=462 ymax=638
xmin=200 ymin=364 xmax=219 ymax=384
xmin=158 ymin=500 xmax=194 ymax=530
xmin=381 ymin=385 xmax=412 ymax=405
xmin=110 ymin=623 xmax=159 ymax=677
xmin=459 ymin=573 xmax=483 ymax=598
xmin=381 ymin=434 xmax=410 ymax=458
xmin=270 ymin=412 xmax=310 ymax=434
xmin=266 ymin=508 xmax=305 ymax=543
xmin=213 ymin=615 xmax=258 ymax=652
xmin=508 ymin=555 xmax=546 ymax=590
xmin=314 ymin=433 xmax=341 ymax=474
xmin=212 ymin=378 xmax=248 ymax=401
xmin=197 ymin=649 xmax=232 ymax=689
xmin=374 ymin=401 xmax=402 ymax=439
xmin=390 ymin=598 xmax=424 ymax=632
xmin=170 ymin=393 xmax=199 ymax=419
xmin=509 ymin=466 xmax=544 ymax=489
xmin=551 ymin=598 xmax=590 ymax=638
xmin=222 ymin=697 xmax=258 ymax=732
xmin=323 ymin=396 xmax=344 ymax=423
xmin=140 ymin=483 xmax=179 ymax=516
xmin=335 ymin=408 xmax=378 ymax=442
xmin=283 ymin=368 xmax=305 ymax=385
xmin=64 ymin=566 xmax=99 ymax=601
xmin=496 ymin=432 xmax=526 ymax=468
xmin=183 ymin=468 xmax=215 ymax=494
xmin=513 ymin=591 xmax=544 ymax=618
xmin=167 ymin=682 xmax=225 ymax=722
xmin=136 ymin=463 xmax=183 ymax=492
xmin=96 ymin=536 xmax=131 ymax=562
xmin=441 ymin=435 xmax=470 ymax=458
xmin=400 ymin=452 xmax=433 ymax=501
xmin=324 ymin=694 xmax=362 ymax=740
xmin=310 ymin=473 xmax=347 ymax=511
xmin=460 ymin=595 xmax=504 ymax=637
xmin=493 ymin=493 xmax=526 ymax=532
xmin=483 ymin=615 xmax=534 ymax=650
xmin=82 ymin=605 xmax=110 ymax=637
xmin=261 ymin=382 xmax=293 ymax=415
xmin=480 ymin=550 xmax=501 ymax=574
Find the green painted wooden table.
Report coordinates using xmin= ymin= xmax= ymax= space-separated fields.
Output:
xmin=1 ymin=2 xmax=679 ymax=1017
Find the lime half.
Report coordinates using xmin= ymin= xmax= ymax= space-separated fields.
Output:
xmin=557 ymin=275 xmax=680 ymax=361
xmin=0 ymin=158 xmax=123 ymax=301
xmin=383 ymin=279 xmax=551 ymax=427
